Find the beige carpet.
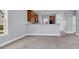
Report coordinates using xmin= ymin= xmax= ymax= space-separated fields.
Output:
xmin=1 ymin=33 xmax=79 ymax=49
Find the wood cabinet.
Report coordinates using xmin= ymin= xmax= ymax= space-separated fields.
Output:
xmin=27 ymin=10 xmax=38 ymax=24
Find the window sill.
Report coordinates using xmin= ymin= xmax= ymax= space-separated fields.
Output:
xmin=0 ymin=34 xmax=5 ymax=36
xmin=0 ymin=33 xmax=8 ymax=36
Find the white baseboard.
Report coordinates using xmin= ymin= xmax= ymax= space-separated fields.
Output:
xmin=27 ymin=34 xmax=61 ymax=36
xmin=76 ymin=33 xmax=79 ymax=36
xmin=64 ymin=31 xmax=75 ymax=33
xmin=0 ymin=34 xmax=27 ymax=48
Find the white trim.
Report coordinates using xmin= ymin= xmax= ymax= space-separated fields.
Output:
xmin=0 ymin=34 xmax=27 ymax=48
xmin=27 ymin=34 xmax=61 ymax=36
xmin=0 ymin=10 xmax=8 ymax=36
xmin=5 ymin=10 xmax=8 ymax=35
xmin=0 ymin=34 xmax=5 ymax=36
xmin=72 ymin=16 xmax=76 ymax=33
xmin=64 ymin=31 xmax=75 ymax=33
xmin=3 ymin=10 xmax=8 ymax=35
xmin=76 ymin=33 xmax=79 ymax=36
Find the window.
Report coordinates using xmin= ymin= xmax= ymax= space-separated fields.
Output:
xmin=27 ymin=10 xmax=38 ymax=24
xmin=56 ymin=15 xmax=62 ymax=24
xmin=0 ymin=10 xmax=8 ymax=36
xmin=49 ymin=16 xmax=56 ymax=24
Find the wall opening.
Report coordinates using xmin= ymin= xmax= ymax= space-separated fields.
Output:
xmin=0 ymin=10 xmax=8 ymax=36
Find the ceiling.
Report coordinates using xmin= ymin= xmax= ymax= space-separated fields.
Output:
xmin=33 ymin=10 xmax=66 ymax=16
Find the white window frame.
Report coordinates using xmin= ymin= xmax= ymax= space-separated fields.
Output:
xmin=0 ymin=10 xmax=8 ymax=36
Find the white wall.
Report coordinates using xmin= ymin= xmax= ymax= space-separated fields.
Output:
xmin=76 ymin=11 xmax=79 ymax=34
xmin=33 ymin=10 xmax=66 ymax=15
xmin=27 ymin=24 xmax=60 ymax=35
xmin=26 ymin=10 xmax=61 ymax=35
xmin=27 ymin=10 xmax=75 ymax=34
xmin=0 ymin=10 xmax=27 ymax=44
xmin=26 ymin=11 xmax=61 ymax=35
xmin=64 ymin=11 xmax=75 ymax=33
xmin=42 ymin=16 xmax=49 ymax=24
xmin=0 ymin=10 xmax=76 ymax=45
xmin=38 ymin=15 xmax=42 ymax=24
xmin=56 ymin=13 xmax=66 ymax=31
